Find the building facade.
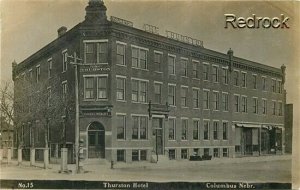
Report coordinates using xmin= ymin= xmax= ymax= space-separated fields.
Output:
xmin=284 ymin=104 xmax=293 ymax=154
xmin=13 ymin=0 xmax=286 ymax=163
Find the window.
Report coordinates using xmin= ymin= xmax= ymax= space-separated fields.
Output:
xmin=47 ymin=87 xmax=51 ymax=107
xmin=223 ymin=148 xmax=228 ymax=157
xmin=62 ymin=51 xmax=67 ymax=72
xmin=181 ymin=87 xmax=188 ymax=107
xmin=234 ymin=95 xmax=240 ymax=112
xmin=154 ymin=52 xmax=162 ymax=72
xmin=85 ymin=41 xmax=108 ymax=64
xmin=241 ymin=72 xmax=246 ymax=87
xmin=262 ymin=99 xmax=267 ymax=114
xmin=62 ymin=81 xmax=67 ymax=100
xmin=212 ymin=91 xmax=219 ymax=110
xmin=222 ymin=68 xmax=228 ymax=84
xmin=132 ymin=47 xmax=138 ymax=68
xmin=253 ymin=98 xmax=258 ymax=114
xmin=181 ymin=119 xmax=188 ymax=140
xmin=213 ymin=148 xmax=219 ymax=157
xmin=169 ymin=149 xmax=176 ymax=160
xmin=132 ymin=150 xmax=146 ymax=161
xmin=131 ymin=47 xmax=148 ymax=69
xmin=117 ymin=115 xmax=126 ymax=140
xmin=181 ymin=149 xmax=188 ymax=159
xmin=97 ymin=77 xmax=107 ymax=99
xmin=193 ymin=120 xmax=199 ymax=140
xmin=132 ymin=116 xmax=148 ymax=139
xmin=169 ymin=118 xmax=176 ymax=140
xmin=84 ymin=77 xmax=94 ymax=99
xmin=203 ymin=90 xmax=209 ymax=109
xmin=117 ymin=150 xmax=125 ymax=162
xmin=181 ymin=58 xmax=188 ymax=77
xmin=278 ymin=81 xmax=282 ymax=93
xmin=278 ymin=102 xmax=283 ymax=116
xmin=212 ymin=66 xmax=219 ymax=82
xmin=131 ymin=79 xmax=148 ymax=103
xmin=192 ymin=89 xmax=199 ymax=108
xmin=203 ymin=64 xmax=209 ymax=80
xmin=132 ymin=150 xmax=139 ymax=161
xmin=253 ymin=75 xmax=257 ymax=89
xmin=139 ymin=81 xmax=147 ymax=103
xmin=204 ymin=148 xmax=210 ymax=156
xmin=272 ymin=79 xmax=276 ymax=92
xmin=36 ymin=65 xmax=40 ymax=83
xmin=233 ymin=70 xmax=239 ymax=86
xmin=192 ymin=61 xmax=199 ymax=78
xmin=154 ymin=83 xmax=162 ymax=104
xmin=241 ymin=96 xmax=247 ymax=113
xmin=262 ymin=77 xmax=267 ymax=91
xmin=116 ymin=77 xmax=125 ymax=101
xmin=29 ymin=69 xmax=33 ymax=80
xmin=213 ymin=121 xmax=219 ymax=140
xmin=168 ymin=85 xmax=176 ymax=106
xmin=272 ymin=101 xmax=276 ymax=115
xmin=204 ymin=120 xmax=210 ymax=140
xmin=222 ymin=93 xmax=229 ymax=111
xmin=140 ymin=150 xmax=147 ymax=161
xmin=168 ymin=55 xmax=176 ymax=75
xmin=48 ymin=59 xmax=52 ymax=78
xmin=222 ymin=122 xmax=228 ymax=140
xmin=116 ymin=43 xmax=126 ymax=65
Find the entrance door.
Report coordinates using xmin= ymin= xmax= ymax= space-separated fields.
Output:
xmin=153 ymin=118 xmax=163 ymax=155
xmin=244 ymin=128 xmax=253 ymax=155
xmin=88 ymin=122 xmax=105 ymax=159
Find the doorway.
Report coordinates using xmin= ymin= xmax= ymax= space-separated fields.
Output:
xmin=87 ymin=122 xmax=105 ymax=159
xmin=153 ymin=118 xmax=163 ymax=155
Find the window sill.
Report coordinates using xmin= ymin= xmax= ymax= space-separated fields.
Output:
xmin=168 ymin=140 xmax=176 ymax=141
xmin=213 ymin=110 xmax=220 ymax=112
xmin=132 ymin=67 xmax=148 ymax=71
xmin=193 ymin=108 xmax=200 ymax=110
xmin=192 ymin=78 xmax=200 ymax=80
xmin=192 ymin=139 xmax=200 ymax=141
xmin=203 ymin=109 xmax=210 ymax=111
xmin=223 ymin=110 xmax=229 ymax=112
xmin=181 ymin=106 xmax=189 ymax=109
xmin=154 ymin=71 xmax=163 ymax=74
xmin=117 ymin=100 xmax=127 ymax=103
xmin=96 ymin=99 xmax=108 ymax=101
xmin=181 ymin=76 xmax=188 ymax=78
xmin=203 ymin=80 xmax=209 ymax=82
xmin=83 ymin=99 xmax=96 ymax=102
xmin=131 ymin=139 xmax=149 ymax=141
xmin=117 ymin=139 xmax=126 ymax=141
xmin=85 ymin=62 xmax=109 ymax=65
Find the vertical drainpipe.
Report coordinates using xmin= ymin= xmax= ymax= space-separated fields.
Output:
xmin=281 ymin=65 xmax=286 ymax=154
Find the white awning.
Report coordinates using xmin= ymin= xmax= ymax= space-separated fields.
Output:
xmin=235 ymin=123 xmax=260 ymax=128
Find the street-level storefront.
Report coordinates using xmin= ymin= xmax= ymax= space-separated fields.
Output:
xmin=235 ymin=123 xmax=284 ymax=157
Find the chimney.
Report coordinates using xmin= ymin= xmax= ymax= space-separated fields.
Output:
xmin=57 ymin=26 xmax=67 ymax=37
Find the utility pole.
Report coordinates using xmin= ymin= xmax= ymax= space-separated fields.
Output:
xmin=68 ymin=52 xmax=82 ymax=173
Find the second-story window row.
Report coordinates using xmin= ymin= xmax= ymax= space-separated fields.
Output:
xmin=84 ymin=76 xmax=108 ymax=100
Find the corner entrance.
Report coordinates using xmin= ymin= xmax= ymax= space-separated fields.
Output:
xmin=87 ymin=122 xmax=105 ymax=159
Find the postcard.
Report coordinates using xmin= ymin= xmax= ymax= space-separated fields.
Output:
xmin=0 ymin=0 xmax=299 ymax=189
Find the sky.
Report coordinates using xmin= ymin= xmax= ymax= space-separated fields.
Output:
xmin=1 ymin=0 xmax=299 ymax=105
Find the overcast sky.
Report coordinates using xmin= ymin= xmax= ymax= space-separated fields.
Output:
xmin=1 ymin=0 xmax=299 ymax=105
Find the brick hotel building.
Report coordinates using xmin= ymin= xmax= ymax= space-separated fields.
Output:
xmin=12 ymin=0 xmax=286 ymax=163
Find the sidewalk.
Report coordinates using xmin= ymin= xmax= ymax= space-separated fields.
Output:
xmin=1 ymin=154 xmax=291 ymax=171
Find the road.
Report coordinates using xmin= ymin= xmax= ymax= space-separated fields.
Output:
xmin=0 ymin=158 xmax=291 ymax=183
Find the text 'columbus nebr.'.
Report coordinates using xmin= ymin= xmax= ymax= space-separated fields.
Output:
xmin=224 ymin=14 xmax=290 ymax=29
